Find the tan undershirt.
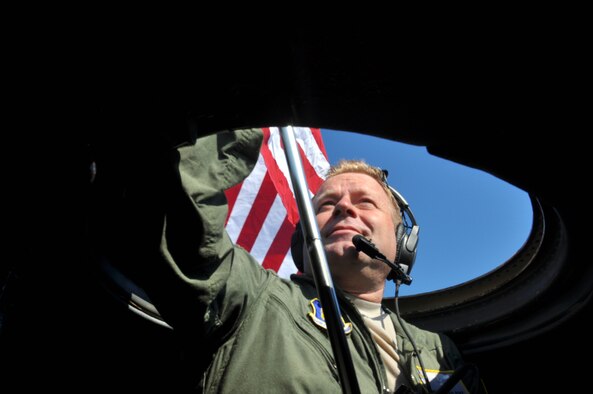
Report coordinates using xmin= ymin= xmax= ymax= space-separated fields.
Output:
xmin=348 ymin=296 xmax=409 ymax=392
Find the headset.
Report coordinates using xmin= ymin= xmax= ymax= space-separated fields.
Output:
xmin=290 ymin=173 xmax=420 ymax=282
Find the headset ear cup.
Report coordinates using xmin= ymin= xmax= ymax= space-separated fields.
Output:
xmin=395 ymin=223 xmax=405 ymax=263
xmin=398 ymin=234 xmax=411 ymax=268
xmin=389 ymin=224 xmax=406 ymax=281
xmin=396 ymin=225 xmax=419 ymax=276
xmin=403 ymin=225 xmax=419 ymax=275
xmin=290 ymin=222 xmax=304 ymax=272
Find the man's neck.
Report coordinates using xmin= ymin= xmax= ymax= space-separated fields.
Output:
xmin=300 ymin=270 xmax=387 ymax=303
xmin=332 ymin=269 xmax=387 ymax=303
xmin=342 ymin=287 xmax=385 ymax=303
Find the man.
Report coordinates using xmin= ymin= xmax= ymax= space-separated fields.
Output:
xmin=130 ymin=128 xmax=482 ymax=393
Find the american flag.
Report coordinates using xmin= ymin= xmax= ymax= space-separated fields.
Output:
xmin=224 ymin=127 xmax=330 ymax=277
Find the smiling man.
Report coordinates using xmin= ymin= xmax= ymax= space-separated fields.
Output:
xmin=129 ymin=129 xmax=484 ymax=393
xmin=312 ymin=163 xmax=399 ymax=302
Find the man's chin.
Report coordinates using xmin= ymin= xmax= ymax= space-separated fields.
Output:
xmin=325 ymin=243 xmax=360 ymax=262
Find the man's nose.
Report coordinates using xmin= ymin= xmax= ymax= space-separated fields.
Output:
xmin=333 ymin=198 xmax=356 ymax=217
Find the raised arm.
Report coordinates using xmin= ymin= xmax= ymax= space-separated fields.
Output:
xmin=122 ymin=129 xmax=268 ymax=343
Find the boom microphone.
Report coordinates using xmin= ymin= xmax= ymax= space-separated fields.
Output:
xmin=352 ymin=234 xmax=386 ymax=260
xmin=351 ymin=234 xmax=412 ymax=285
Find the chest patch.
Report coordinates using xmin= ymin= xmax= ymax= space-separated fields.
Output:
xmin=416 ymin=367 xmax=470 ymax=394
xmin=307 ymin=298 xmax=352 ymax=335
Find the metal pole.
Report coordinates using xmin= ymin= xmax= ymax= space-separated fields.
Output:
xmin=280 ymin=126 xmax=361 ymax=394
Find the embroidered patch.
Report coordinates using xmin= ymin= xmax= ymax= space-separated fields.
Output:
xmin=416 ymin=367 xmax=470 ymax=394
xmin=307 ymin=298 xmax=352 ymax=335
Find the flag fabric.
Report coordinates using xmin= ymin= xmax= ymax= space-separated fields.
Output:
xmin=224 ymin=127 xmax=330 ymax=277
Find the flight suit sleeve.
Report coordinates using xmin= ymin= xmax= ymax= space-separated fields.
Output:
xmin=135 ymin=129 xmax=269 ymax=344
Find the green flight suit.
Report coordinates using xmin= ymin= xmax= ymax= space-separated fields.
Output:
xmin=133 ymin=128 xmax=482 ymax=393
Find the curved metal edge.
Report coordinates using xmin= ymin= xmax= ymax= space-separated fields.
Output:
xmin=382 ymin=195 xmax=593 ymax=353
xmin=385 ymin=196 xmax=546 ymax=317
xmin=97 ymin=256 xmax=172 ymax=330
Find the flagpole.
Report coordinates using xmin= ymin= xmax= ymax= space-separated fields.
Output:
xmin=280 ymin=126 xmax=361 ymax=394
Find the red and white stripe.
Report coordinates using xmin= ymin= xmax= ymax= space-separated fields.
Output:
xmin=225 ymin=127 xmax=330 ymax=277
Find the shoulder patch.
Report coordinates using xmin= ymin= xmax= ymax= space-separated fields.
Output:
xmin=307 ymin=298 xmax=352 ymax=335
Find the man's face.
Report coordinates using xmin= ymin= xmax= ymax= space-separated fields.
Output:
xmin=312 ymin=173 xmax=397 ymax=281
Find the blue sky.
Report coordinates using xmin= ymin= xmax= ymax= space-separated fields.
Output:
xmin=320 ymin=129 xmax=533 ymax=297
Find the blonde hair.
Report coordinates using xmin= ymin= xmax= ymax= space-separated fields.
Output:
xmin=325 ymin=160 xmax=402 ymax=225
